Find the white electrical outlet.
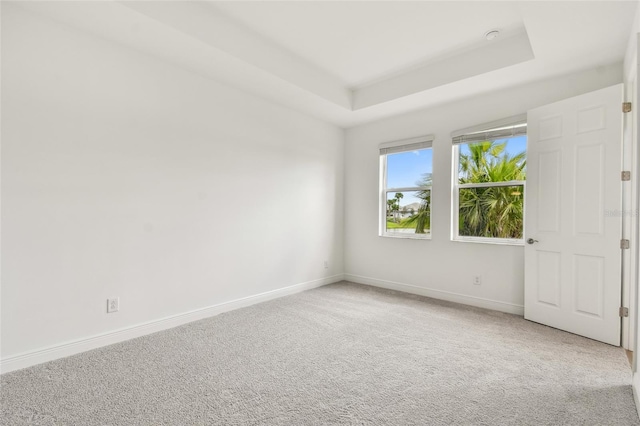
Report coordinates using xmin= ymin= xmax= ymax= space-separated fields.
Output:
xmin=473 ymin=276 xmax=482 ymax=285
xmin=107 ymin=297 xmax=120 ymax=313
xmin=324 ymin=260 xmax=329 ymax=269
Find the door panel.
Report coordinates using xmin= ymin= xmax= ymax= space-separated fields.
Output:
xmin=537 ymin=150 xmax=561 ymax=232
xmin=525 ymin=84 xmax=622 ymax=346
xmin=574 ymin=144 xmax=604 ymax=235
xmin=573 ymin=254 xmax=604 ymax=318
xmin=536 ymin=251 xmax=561 ymax=307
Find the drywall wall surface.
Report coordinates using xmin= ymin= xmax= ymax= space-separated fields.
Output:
xmin=1 ymin=5 xmax=344 ymax=358
xmin=344 ymin=64 xmax=623 ymax=310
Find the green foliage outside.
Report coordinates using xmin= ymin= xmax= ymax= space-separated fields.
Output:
xmin=386 ymin=140 xmax=525 ymax=238
xmin=458 ymin=140 xmax=526 ymax=239
xmin=386 ymin=219 xmax=418 ymax=229
xmin=386 ymin=176 xmax=432 ymax=234
xmin=386 ymin=192 xmax=404 ymax=223
xmin=403 ymin=176 xmax=431 ymax=234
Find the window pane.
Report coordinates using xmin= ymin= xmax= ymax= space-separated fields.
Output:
xmin=458 ymin=136 xmax=526 ymax=183
xmin=458 ymin=185 xmax=524 ymax=239
xmin=387 ymin=148 xmax=433 ymax=188
xmin=386 ymin=190 xmax=431 ymax=235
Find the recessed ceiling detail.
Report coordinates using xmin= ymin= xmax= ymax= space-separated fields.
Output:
xmin=119 ymin=2 xmax=536 ymax=111
xmin=352 ymin=31 xmax=534 ymax=110
xmin=11 ymin=1 xmax=638 ymax=127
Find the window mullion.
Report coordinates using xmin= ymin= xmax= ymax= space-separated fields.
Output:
xmin=457 ymin=180 xmax=525 ymax=189
xmin=452 ymin=144 xmax=460 ymax=240
xmin=380 ymin=155 xmax=388 ymax=235
xmin=386 ymin=186 xmax=430 ymax=193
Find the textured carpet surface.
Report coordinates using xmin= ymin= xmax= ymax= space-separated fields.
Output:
xmin=1 ymin=281 xmax=638 ymax=425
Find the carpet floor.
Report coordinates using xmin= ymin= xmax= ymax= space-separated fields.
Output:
xmin=1 ymin=281 xmax=638 ymax=425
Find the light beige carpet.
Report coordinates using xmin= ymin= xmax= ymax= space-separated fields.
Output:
xmin=1 ymin=281 xmax=638 ymax=425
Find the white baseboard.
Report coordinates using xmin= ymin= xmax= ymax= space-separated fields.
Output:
xmin=344 ymin=273 xmax=524 ymax=316
xmin=634 ymin=373 xmax=640 ymax=420
xmin=1 ymin=274 xmax=344 ymax=374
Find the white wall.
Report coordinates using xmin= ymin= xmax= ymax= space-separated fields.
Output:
xmin=344 ymin=64 xmax=623 ymax=313
xmin=1 ymin=5 xmax=344 ymax=363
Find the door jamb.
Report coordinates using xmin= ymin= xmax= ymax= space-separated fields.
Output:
xmin=623 ymin=61 xmax=638 ymax=352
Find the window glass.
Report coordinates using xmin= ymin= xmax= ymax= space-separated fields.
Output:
xmin=381 ymin=145 xmax=433 ymax=239
xmin=454 ymin=135 xmax=526 ymax=241
xmin=458 ymin=185 xmax=524 ymax=239
xmin=458 ymin=136 xmax=527 ymax=182
xmin=387 ymin=149 xmax=433 ymax=188
xmin=385 ymin=190 xmax=431 ymax=235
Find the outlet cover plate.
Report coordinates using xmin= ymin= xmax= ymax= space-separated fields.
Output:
xmin=107 ymin=297 xmax=119 ymax=313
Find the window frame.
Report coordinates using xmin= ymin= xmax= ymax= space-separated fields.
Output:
xmin=379 ymin=135 xmax=434 ymax=240
xmin=451 ymin=117 xmax=527 ymax=245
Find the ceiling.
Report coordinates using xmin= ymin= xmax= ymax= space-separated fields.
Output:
xmin=14 ymin=1 xmax=639 ymax=128
xmin=211 ymin=1 xmax=528 ymax=88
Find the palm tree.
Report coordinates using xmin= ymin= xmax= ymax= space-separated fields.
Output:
xmin=386 ymin=199 xmax=397 ymax=219
xmin=386 ymin=193 xmax=404 ymax=223
xmin=458 ymin=140 xmax=526 ymax=238
xmin=393 ymin=192 xmax=404 ymax=222
xmin=404 ymin=173 xmax=432 ymax=234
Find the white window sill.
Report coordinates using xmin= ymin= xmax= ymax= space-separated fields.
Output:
xmin=452 ymin=237 xmax=524 ymax=246
xmin=380 ymin=233 xmax=432 ymax=240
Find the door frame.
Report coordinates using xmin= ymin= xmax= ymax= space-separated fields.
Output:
xmin=623 ymin=53 xmax=637 ymax=353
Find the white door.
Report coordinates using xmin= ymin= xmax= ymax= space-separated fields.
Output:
xmin=525 ymin=84 xmax=623 ymax=346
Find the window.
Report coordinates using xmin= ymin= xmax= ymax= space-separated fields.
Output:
xmin=379 ymin=136 xmax=434 ymax=239
xmin=452 ymin=116 xmax=527 ymax=243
